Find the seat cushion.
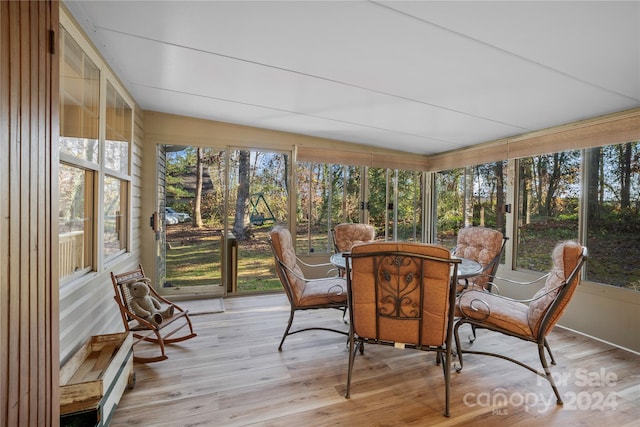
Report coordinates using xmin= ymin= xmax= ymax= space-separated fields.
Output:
xmin=457 ymin=290 xmax=532 ymax=337
xmin=298 ymin=278 xmax=347 ymax=307
xmin=271 ymin=225 xmax=347 ymax=308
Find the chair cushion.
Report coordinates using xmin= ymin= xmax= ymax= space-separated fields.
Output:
xmin=270 ymin=226 xmax=306 ymax=303
xmin=271 ymin=225 xmax=347 ymax=307
xmin=350 ymin=242 xmax=453 ymax=347
xmin=334 ymin=223 xmax=375 ymax=252
xmin=299 ymin=277 xmax=347 ymax=307
xmin=454 ymin=227 xmax=504 ymax=290
xmin=527 ymin=241 xmax=583 ymax=336
xmin=457 ymin=290 xmax=532 ymax=337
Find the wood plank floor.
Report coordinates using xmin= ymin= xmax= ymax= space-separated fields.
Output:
xmin=110 ymin=293 xmax=640 ymax=427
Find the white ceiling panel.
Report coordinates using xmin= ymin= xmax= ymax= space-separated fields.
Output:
xmin=383 ymin=1 xmax=640 ymax=99
xmin=64 ymin=0 xmax=640 ymax=155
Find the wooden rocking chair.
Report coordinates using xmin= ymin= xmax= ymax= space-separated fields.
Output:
xmin=110 ymin=264 xmax=197 ymax=362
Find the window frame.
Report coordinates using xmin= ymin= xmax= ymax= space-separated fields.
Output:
xmin=59 ymin=20 xmax=134 ymax=284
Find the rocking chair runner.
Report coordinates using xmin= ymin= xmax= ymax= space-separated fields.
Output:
xmin=110 ymin=264 xmax=197 ymax=362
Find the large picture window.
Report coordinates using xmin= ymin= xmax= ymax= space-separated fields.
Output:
xmin=297 ymin=162 xmax=368 ymax=254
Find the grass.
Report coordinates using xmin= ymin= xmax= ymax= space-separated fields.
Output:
xmin=166 ymin=220 xmax=640 ymax=293
xmin=165 ymin=225 xmax=281 ymax=292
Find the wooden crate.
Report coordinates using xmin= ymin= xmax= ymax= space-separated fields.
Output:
xmin=60 ymin=332 xmax=135 ymax=426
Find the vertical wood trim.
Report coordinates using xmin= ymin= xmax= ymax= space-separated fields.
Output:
xmin=47 ymin=2 xmax=60 ymax=425
xmin=0 ymin=1 xmax=58 ymax=426
xmin=0 ymin=2 xmax=9 ymax=426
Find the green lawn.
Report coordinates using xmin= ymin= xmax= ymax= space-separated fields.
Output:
xmin=165 ymin=226 xmax=281 ymax=292
xmin=166 ymin=221 xmax=640 ymax=293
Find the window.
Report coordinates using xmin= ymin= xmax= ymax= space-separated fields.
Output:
xmin=436 ymin=145 xmax=639 ymax=292
xmin=395 ymin=169 xmax=423 ymax=242
xmin=105 ymin=81 xmax=131 ymax=174
xmin=296 ymin=162 xmax=424 ymax=253
xmin=296 ymin=162 xmax=365 ymax=254
xmin=103 ymin=175 xmax=128 ymax=258
xmin=59 ymin=29 xmax=99 ymax=164
xmin=296 ymin=162 xmax=334 ymax=254
xmin=59 ymin=27 xmax=100 ymax=281
xmin=58 ymin=164 xmax=94 ymax=277
xmin=585 ymin=142 xmax=640 ymax=290
xmin=436 ymin=161 xmax=507 ymax=248
xmin=103 ymin=82 xmax=132 ymax=261
xmin=59 ymin=26 xmax=133 ymax=280
xmin=516 ymin=152 xmax=580 ymax=272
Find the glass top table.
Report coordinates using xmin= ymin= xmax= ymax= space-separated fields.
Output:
xmin=330 ymin=252 xmax=483 ymax=280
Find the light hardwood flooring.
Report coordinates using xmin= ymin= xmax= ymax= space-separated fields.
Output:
xmin=110 ymin=293 xmax=640 ymax=427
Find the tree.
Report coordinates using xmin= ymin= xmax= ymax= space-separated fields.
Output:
xmin=619 ymin=142 xmax=632 ymax=209
xmin=495 ymin=161 xmax=505 ymax=231
xmin=194 ymin=147 xmax=204 ymax=227
xmin=587 ymin=147 xmax=602 ymax=220
xmin=232 ymin=150 xmax=251 ymax=240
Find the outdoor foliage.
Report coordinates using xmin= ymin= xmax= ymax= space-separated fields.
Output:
xmin=165 ymin=141 xmax=640 ymax=293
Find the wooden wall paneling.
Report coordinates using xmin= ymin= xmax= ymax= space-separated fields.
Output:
xmin=0 ymin=1 xmax=58 ymax=426
xmin=0 ymin=2 xmax=10 ymax=426
xmin=9 ymin=4 xmax=23 ymax=425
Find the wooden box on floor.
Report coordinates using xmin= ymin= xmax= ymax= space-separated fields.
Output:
xmin=60 ymin=332 xmax=135 ymax=427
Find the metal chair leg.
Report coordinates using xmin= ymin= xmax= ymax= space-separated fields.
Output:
xmin=278 ymin=308 xmax=295 ymax=351
xmin=538 ymin=343 xmax=563 ymax=404
xmin=453 ymin=321 xmax=465 ymax=372
xmin=543 ymin=337 xmax=556 ymax=365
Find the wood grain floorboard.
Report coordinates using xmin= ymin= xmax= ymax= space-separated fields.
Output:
xmin=110 ymin=293 xmax=640 ymax=427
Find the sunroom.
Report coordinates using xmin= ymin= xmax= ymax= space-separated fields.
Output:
xmin=2 ymin=1 xmax=640 ymax=425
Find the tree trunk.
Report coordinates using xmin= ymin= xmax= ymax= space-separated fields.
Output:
xmin=620 ymin=143 xmax=632 ymax=209
xmin=233 ymin=150 xmax=251 ymax=240
xmin=495 ymin=161 xmax=505 ymax=232
xmin=194 ymin=147 xmax=204 ymax=227
xmin=587 ymin=147 xmax=601 ymax=220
